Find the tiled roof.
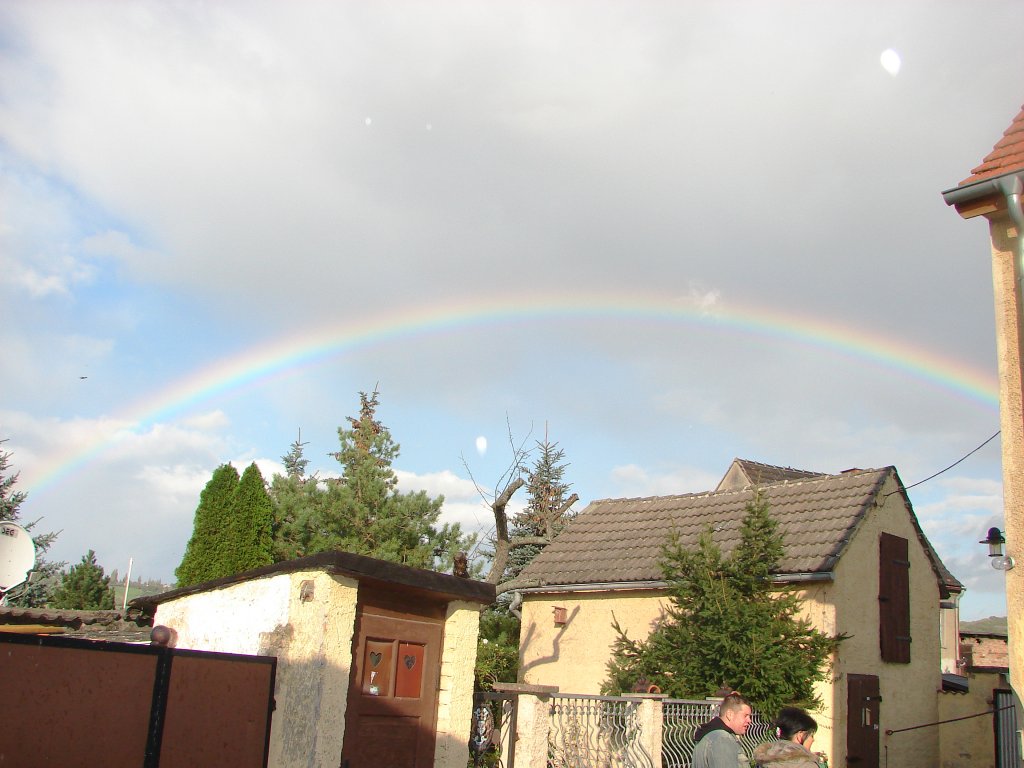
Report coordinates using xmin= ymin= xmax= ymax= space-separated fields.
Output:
xmin=520 ymin=466 xmax=962 ymax=596
xmin=0 ymin=606 xmax=152 ymax=643
xmin=960 ymin=104 xmax=1024 ymax=185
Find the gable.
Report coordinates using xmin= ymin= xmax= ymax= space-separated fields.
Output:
xmin=715 ymin=458 xmax=825 ymax=491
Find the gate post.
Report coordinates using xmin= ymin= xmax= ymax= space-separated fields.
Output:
xmin=635 ymin=695 xmax=665 ymax=768
xmin=494 ymin=682 xmax=559 ymax=768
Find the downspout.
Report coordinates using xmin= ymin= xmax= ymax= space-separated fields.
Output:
xmin=1001 ymin=175 xmax=1024 ymax=338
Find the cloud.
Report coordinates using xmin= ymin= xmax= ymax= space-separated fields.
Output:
xmin=608 ymin=464 xmax=722 ymax=499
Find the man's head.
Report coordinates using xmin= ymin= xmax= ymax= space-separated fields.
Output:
xmin=719 ymin=693 xmax=753 ymax=735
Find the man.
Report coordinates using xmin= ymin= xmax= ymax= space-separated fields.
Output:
xmin=691 ymin=692 xmax=753 ymax=768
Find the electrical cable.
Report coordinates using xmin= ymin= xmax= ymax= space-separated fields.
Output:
xmin=889 ymin=429 xmax=1000 ymax=495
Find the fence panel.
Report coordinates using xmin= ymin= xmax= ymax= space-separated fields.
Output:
xmin=548 ymin=693 xmax=655 ymax=768
xmin=662 ymin=698 xmax=773 ymax=768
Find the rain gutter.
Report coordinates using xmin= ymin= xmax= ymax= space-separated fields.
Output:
xmin=943 ymin=171 xmax=1024 ymax=383
xmin=943 ymin=172 xmax=1024 ymax=301
xmin=518 ymin=572 xmax=833 ymax=594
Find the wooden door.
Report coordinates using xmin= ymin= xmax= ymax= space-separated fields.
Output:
xmin=341 ymin=594 xmax=445 ymax=768
xmin=846 ymin=674 xmax=880 ymax=768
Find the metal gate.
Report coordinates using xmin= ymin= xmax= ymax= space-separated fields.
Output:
xmin=994 ymin=689 xmax=1021 ymax=768
xmin=0 ymin=631 xmax=276 ymax=767
xmin=470 ymin=690 xmax=518 ymax=767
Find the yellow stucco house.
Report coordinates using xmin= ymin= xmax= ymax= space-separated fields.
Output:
xmin=516 ymin=459 xmax=962 ymax=768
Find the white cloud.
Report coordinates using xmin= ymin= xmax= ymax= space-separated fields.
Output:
xmin=608 ymin=464 xmax=721 ymax=499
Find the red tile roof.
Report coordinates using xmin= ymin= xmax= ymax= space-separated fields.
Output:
xmin=960 ymin=104 xmax=1024 ymax=185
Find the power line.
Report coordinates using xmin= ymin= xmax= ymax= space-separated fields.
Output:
xmin=891 ymin=429 xmax=1001 ymax=495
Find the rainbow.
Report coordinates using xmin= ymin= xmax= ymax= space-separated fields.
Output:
xmin=24 ymin=292 xmax=999 ymax=495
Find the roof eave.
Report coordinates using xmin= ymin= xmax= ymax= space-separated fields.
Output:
xmin=942 ymin=170 xmax=1024 ymax=219
xmin=518 ymin=572 xmax=834 ymax=595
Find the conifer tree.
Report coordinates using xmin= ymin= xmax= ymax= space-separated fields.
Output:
xmin=175 ymin=463 xmax=240 ymax=586
xmin=0 ymin=440 xmax=63 ymax=606
xmin=227 ymin=462 xmax=274 ymax=573
xmin=290 ymin=389 xmax=474 ymax=570
xmin=269 ymin=435 xmax=322 ymax=561
xmin=602 ymin=491 xmax=839 ymax=715
xmin=505 ymin=437 xmax=576 ymax=582
xmin=50 ymin=550 xmax=115 ymax=610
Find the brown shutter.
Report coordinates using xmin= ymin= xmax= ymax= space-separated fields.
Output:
xmin=879 ymin=532 xmax=911 ymax=663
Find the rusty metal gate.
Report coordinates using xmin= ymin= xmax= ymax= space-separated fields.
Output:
xmin=0 ymin=631 xmax=276 ymax=767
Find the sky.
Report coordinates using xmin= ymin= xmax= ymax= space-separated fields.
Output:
xmin=1 ymin=1 xmax=1021 ymax=620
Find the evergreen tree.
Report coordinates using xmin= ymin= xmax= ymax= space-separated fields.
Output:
xmin=175 ymin=463 xmax=240 ymax=587
xmin=474 ymin=608 xmax=522 ymax=691
xmin=602 ymin=491 xmax=839 ymax=715
xmin=505 ymin=437 xmax=575 ymax=582
xmin=0 ymin=440 xmax=63 ymax=606
xmin=289 ymin=389 xmax=474 ymax=570
xmin=50 ymin=550 xmax=115 ymax=610
xmin=226 ymin=462 xmax=274 ymax=573
xmin=282 ymin=433 xmax=310 ymax=479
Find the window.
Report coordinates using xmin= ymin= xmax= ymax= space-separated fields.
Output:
xmin=879 ymin=532 xmax=911 ymax=663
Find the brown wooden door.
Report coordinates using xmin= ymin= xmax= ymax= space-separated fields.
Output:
xmin=846 ymin=674 xmax=880 ymax=768
xmin=341 ymin=597 xmax=445 ymax=768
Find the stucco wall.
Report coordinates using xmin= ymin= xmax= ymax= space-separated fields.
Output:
xmin=433 ymin=600 xmax=484 ymax=768
xmin=828 ymin=475 xmax=942 ymax=768
xmin=154 ymin=569 xmax=359 ymax=768
xmin=938 ymin=670 xmax=1004 ymax=768
xmin=519 ymin=590 xmax=671 ymax=694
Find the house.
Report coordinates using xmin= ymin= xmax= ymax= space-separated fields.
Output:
xmin=516 ymin=459 xmax=962 ymax=768
xmin=133 ymin=550 xmax=495 ymax=768
xmin=942 ymin=101 xmax=1024 ymax=730
xmin=939 ymin=618 xmax=1013 ymax=768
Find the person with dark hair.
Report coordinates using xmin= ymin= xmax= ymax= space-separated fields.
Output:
xmin=752 ymin=706 xmax=824 ymax=767
xmin=691 ymin=692 xmax=753 ymax=768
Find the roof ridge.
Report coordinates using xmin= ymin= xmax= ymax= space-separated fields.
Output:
xmin=589 ymin=466 xmax=888 ymax=506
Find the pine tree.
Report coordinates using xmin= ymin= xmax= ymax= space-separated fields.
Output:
xmin=0 ymin=440 xmax=63 ymax=606
xmin=602 ymin=491 xmax=839 ymax=715
xmin=226 ymin=463 xmax=274 ymax=573
xmin=50 ymin=550 xmax=115 ymax=610
xmin=175 ymin=463 xmax=240 ymax=587
xmin=286 ymin=389 xmax=474 ymax=570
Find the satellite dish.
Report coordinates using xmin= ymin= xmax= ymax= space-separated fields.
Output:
xmin=0 ymin=522 xmax=36 ymax=592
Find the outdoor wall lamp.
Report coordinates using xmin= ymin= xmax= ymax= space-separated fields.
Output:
xmin=980 ymin=527 xmax=1015 ymax=571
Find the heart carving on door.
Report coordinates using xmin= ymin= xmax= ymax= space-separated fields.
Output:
xmin=404 ymin=655 xmax=416 ymax=670
xmin=369 ymin=651 xmax=382 ymax=667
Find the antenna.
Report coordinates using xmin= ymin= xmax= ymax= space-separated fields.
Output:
xmin=0 ymin=522 xmax=37 ymax=595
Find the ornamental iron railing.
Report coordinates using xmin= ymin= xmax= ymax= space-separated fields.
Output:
xmin=662 ymin=698 xmax=773 ymax=768
xmin=548 ymin=693 xmax=655 ymax=768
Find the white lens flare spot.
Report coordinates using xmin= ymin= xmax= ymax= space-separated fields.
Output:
xmin=475 ymin=436 xmax=487 ymax=455
xmin=880 ymin=49 xmax=901 ymax=77
xmin=365 ymin=117 xmax=372 ymax=126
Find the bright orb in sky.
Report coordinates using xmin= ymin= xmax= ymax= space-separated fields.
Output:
xmin=880 ymin=49 xmax=901 ymax=77
xmin=475 ymin=436 xmax=487 ymax=455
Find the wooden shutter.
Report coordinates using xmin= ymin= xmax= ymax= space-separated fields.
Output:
xmin=879 ymin=532 xmax=911 ymax=663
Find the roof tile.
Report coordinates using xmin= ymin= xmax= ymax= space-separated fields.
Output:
xmin=520 ymin=464 xmax=961 ymax=596
xmin=960 ymin=104 xmax=1024 ymax=185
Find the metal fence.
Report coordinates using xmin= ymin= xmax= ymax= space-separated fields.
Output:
xmin=470 ymin=691 xmax=774 ymax=768
xmin=471 ymin=690 xmax=519 ymax=768
xmin=662 ymin=698 xmax=773 ymax=768
xmin=548 ymin=693 xmax=656 ymax=768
